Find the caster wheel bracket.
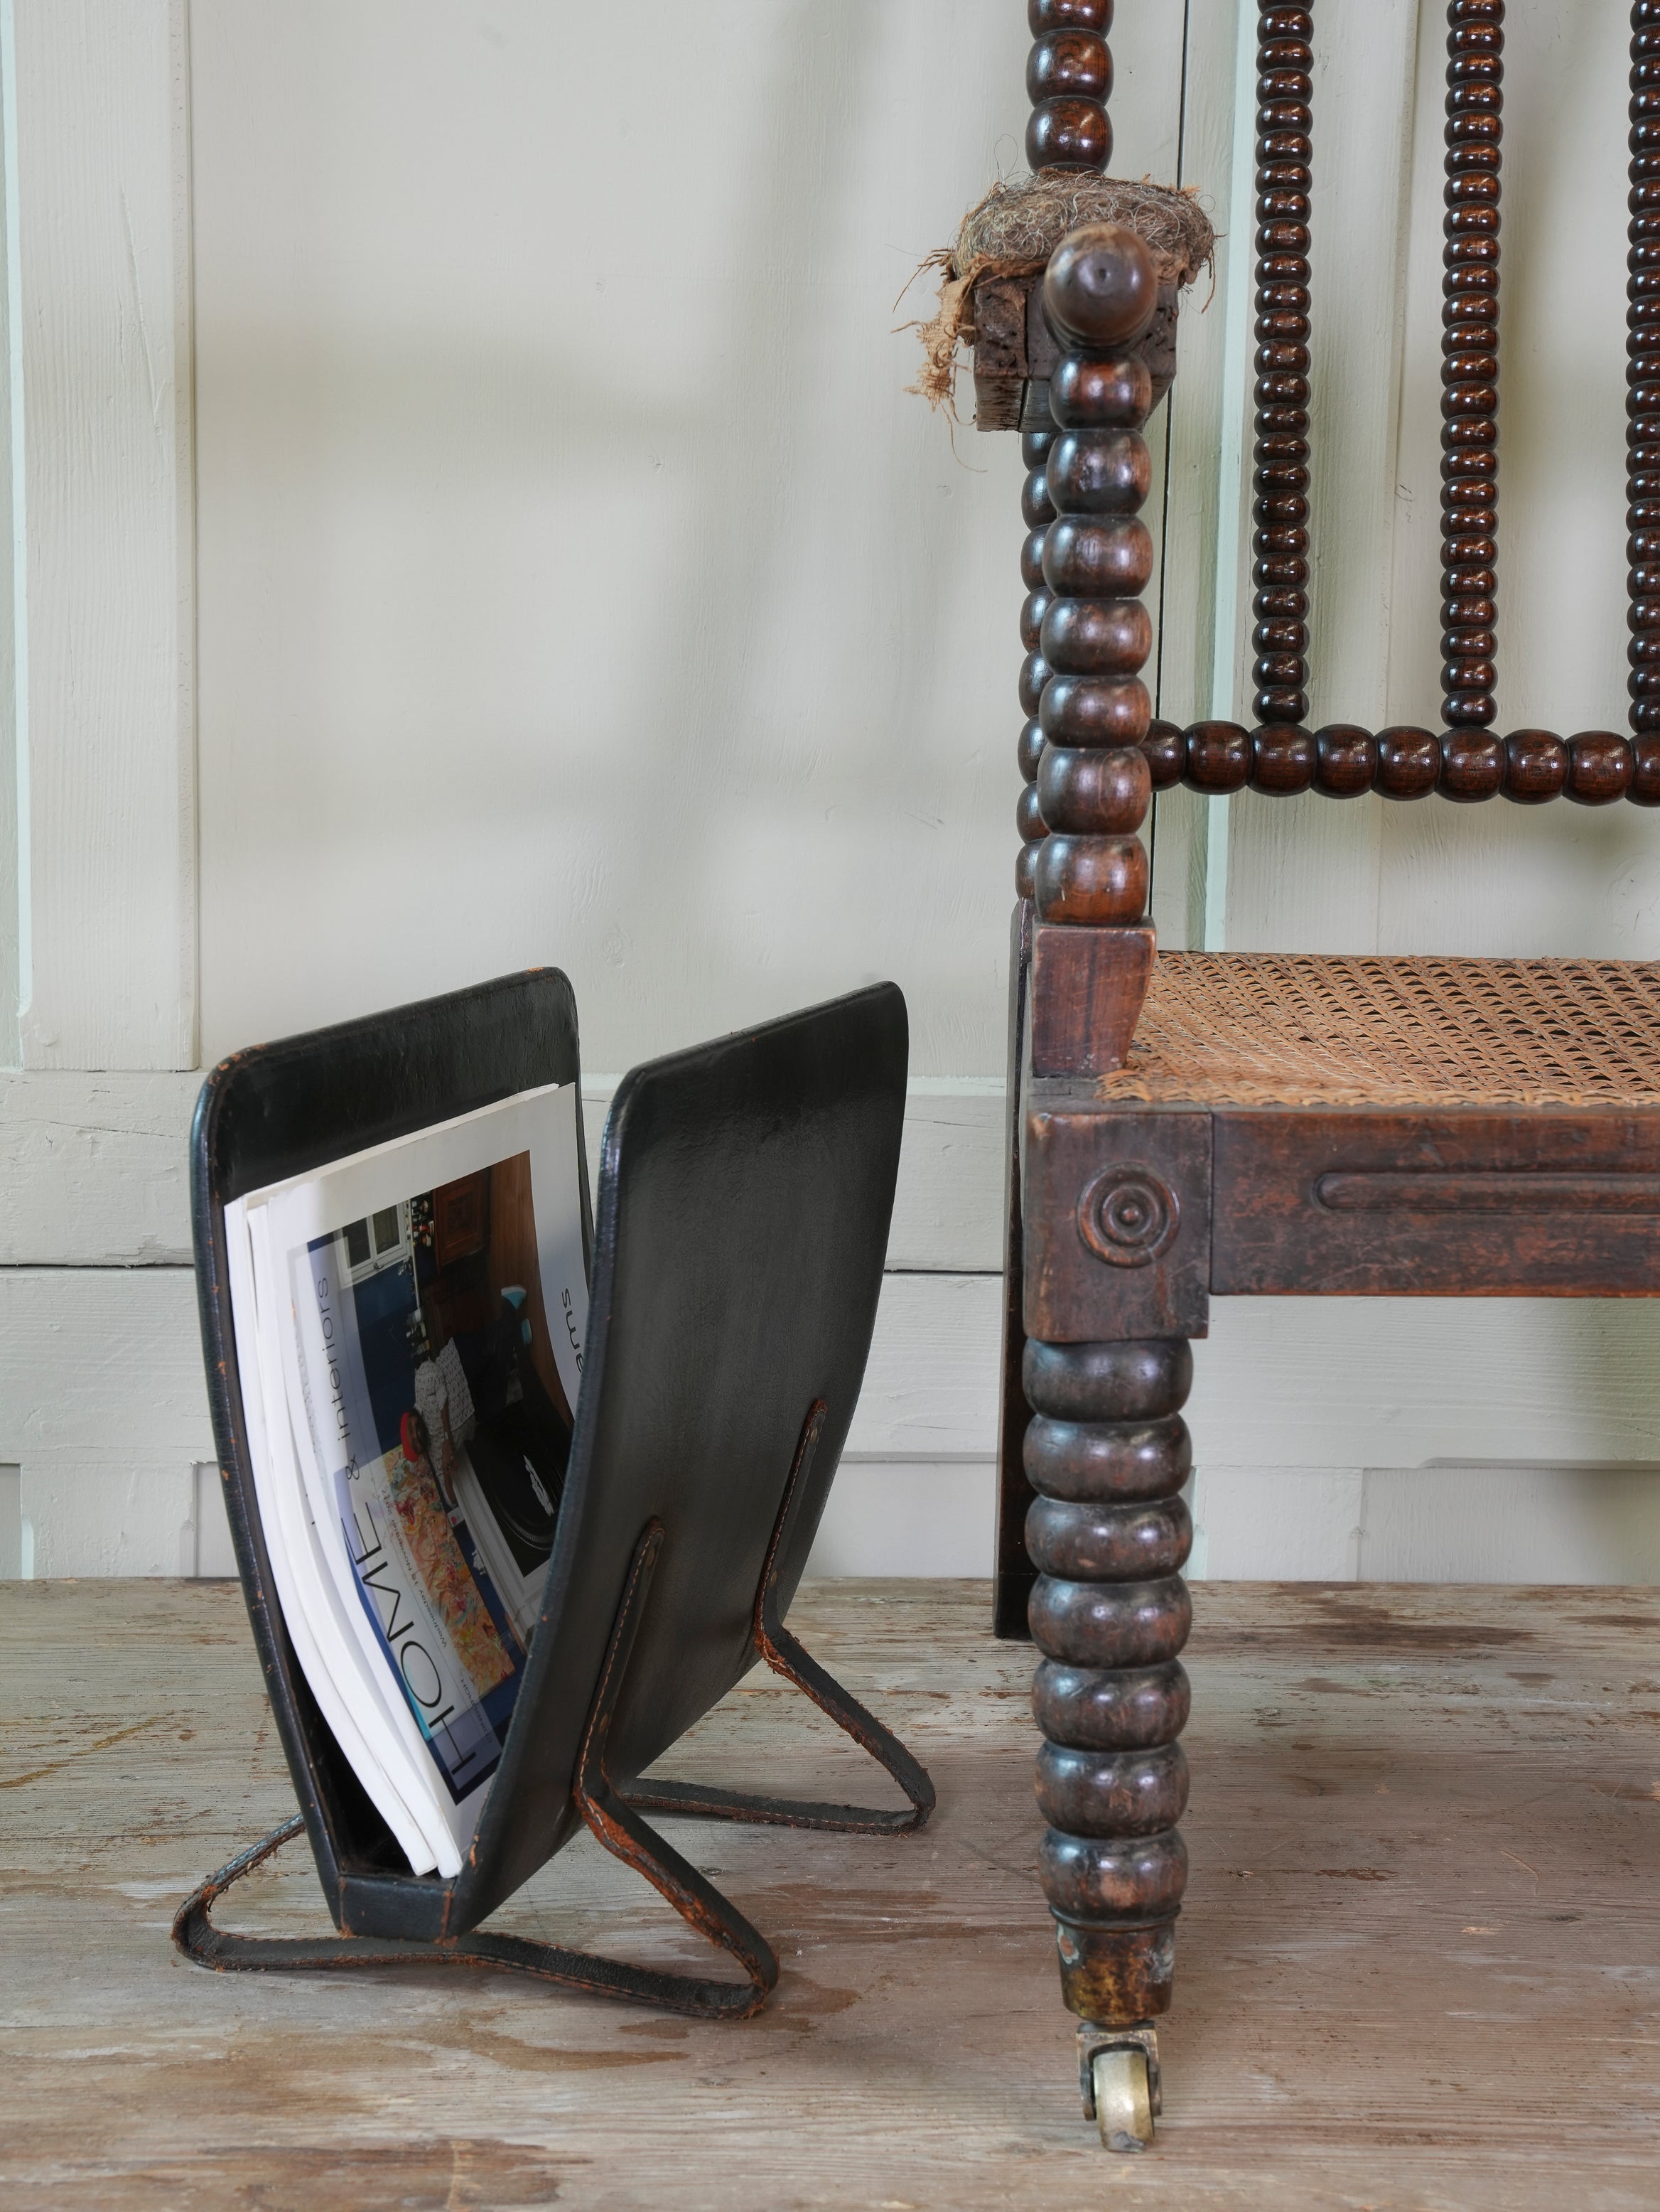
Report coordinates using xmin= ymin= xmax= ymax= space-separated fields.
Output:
xmin=1077 ymin=2021 xmax=1160 ymax=2152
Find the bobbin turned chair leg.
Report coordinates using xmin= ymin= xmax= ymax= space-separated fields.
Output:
xmin=1023 ymin=1334 xmax=1194 ymax=2151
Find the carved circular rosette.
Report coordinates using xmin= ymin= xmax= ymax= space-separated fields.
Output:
xmin=1077 ymin=1165 xmax=1180 ymax=1267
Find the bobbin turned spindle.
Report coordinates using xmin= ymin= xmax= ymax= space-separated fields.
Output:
xmin=1251 ymin=4 xmax=1315 ymax=732
xmin=1441 ymin=0 xmax=1504 ymax=733
xmin=1025 ymin=1333 xmax=1194 ymax=2149
xmin=1023 ymin=222 xmax=1160 ymax=1077
xmin=1027 ymin=0 xmax=1114 ymax=174
xmin=1629 ymin=3 xmax=1660 ymax=734
xmin=1017 ymin=426 xmax=1059 ymax=899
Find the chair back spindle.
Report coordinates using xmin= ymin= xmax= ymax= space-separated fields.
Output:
xmin=1440 ymin=0 xmax=1504 ymax=800
xmin=1629 ymin=3 xmax=1660 ymax=737
xmin=1027 ymin=0 xmax=1114 ymax=175
xmin=1251 ymin=7 xmax=1315 ymax=734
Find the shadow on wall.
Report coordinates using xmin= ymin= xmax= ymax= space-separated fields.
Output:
xmin=193 ymin=0 xmax=1028 ymax=1075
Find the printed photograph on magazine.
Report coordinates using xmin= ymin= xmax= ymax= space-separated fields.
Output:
xmin=274 ymin=1095 xmax=586 ymax=1820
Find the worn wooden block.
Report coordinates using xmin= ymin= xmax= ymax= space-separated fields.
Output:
xmin=971 ymin=276 xmax=1028 ymax=378
xmin=1213 ymin=1106 xmax=1660 ymax=1296
xmin=973 ymin=374 xmax=1025 ymax=431
xmin=1021 ymin=1093 xmax=1211 ymax=1343
xmin=1028 ymin=921 xmax=1155 ymax=1078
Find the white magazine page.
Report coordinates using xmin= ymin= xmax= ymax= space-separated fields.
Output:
xmin=226 ymin=1197 xmax=439 ymax=1874
xmin=264 ymin=1083 xmax=586 ymax=1867
xmin=246 ymin=1201 xmax=453 ymax=1872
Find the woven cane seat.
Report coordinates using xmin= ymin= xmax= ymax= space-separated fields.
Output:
xmin=1096 ymin=955 xmax=1660 ymax=1110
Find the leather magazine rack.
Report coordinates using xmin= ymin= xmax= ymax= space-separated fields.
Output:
xmin=180 ymin=970 xmax=932 ymax=2022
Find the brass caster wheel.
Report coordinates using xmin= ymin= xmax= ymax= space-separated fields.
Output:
xmin=1092 ymin=2046 xmax=1153 ymax=2150
xmin=1078 ymin=2022 xmax=1161 ymax=2152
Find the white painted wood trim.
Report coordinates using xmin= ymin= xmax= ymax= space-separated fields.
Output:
xmin=9 ymin=0 xmax=195 ymax=1071
xmin=1152 ymin=2 xmax=1423 ymax=958
xmin=0 ymin=1067 xmax=202 ymax=1264
xmin=8 ymin=1262 xmax=1660 ymax=1579
xmin=0 ymin=1071 xmax=1010 ymax=1271
xmin=1146 ymin=0 xmax=1253 ymax=953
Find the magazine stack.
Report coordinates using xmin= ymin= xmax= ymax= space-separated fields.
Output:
xmin=223 ymin=1083 xmax=587 ymax=1876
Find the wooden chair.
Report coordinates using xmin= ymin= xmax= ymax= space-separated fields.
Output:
xmin=969 ymin=0 xmax=1660 ymax=2151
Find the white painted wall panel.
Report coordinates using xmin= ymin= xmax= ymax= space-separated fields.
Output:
xmin=0 ymin=1070 xmax=200 ymax=1265
xmin=11 ymin=0 xmax=195 ymax=1070
xmin=0 ymin=1071 xmax=1006 ymax=1271
xmin=9 ymin=4 xmax=1660 ymax=1589
xmin=1358 ymin=1464 xmax=1660 ymax=1586
xmin=12 ymin=1261 xmax=1660 ymax=1580
xmin=186 ymin=1 xmax=1185 ymax=1081
xmin=0 ymin=1268 xmax=204 ymax=1575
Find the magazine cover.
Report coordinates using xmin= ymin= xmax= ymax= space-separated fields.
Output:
xmin=266 ymin=1083 xmax=587 ymax=1847
xmin=225 ymin=1194 xmax=440 ymax=1874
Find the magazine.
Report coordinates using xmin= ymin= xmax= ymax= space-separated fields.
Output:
xmin=225 ymin=1081 xmax=588 ymax=1877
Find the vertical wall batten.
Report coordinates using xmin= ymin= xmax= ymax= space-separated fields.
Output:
xmin=0 ymin=0 xmax=25 ymax=1065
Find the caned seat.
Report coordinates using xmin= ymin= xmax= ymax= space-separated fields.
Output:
xmin=1097 ymin=955 xmax=1660 ymax=1110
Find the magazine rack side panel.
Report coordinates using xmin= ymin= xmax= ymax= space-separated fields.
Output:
xmin=190 ymin=970 xmax=588 ymax=1940
xmin=460 ymin=982 xmax=909 ymax=1927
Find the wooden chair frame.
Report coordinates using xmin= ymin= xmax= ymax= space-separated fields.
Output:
xmin=974 ymin=0 xmax=1660 ymax=2148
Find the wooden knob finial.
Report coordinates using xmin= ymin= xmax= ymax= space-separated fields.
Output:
xmin=1042 ymin=224 xmax=1158 ymax=352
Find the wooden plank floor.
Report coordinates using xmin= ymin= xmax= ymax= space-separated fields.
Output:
xmin=3 ymin=1577 xmax=1659 ymax=2209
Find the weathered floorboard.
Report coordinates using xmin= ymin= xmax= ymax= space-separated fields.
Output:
xmin=1 ymin=1577 xmax=1658 ymax=2208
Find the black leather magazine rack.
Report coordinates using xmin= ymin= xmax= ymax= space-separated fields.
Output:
xmin=178 ymin=970 xmax=932 ymax=2020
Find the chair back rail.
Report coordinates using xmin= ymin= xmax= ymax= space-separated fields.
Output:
xmin=1009 ymin=1 xmax=1660 ymax=821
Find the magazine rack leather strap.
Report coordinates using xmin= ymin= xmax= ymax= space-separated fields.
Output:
xmin=173 ymin=1523 xmax=782 ymax=2021
xmin=183 ymin=970 xmax=930 ymax=2019
xmin=176 ymin=1421 xmax=933 ymax=2021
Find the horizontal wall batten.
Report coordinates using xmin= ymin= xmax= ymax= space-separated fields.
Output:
xmin=0 ymin=1073 xmax=1008 ymax=1272
xmin=6 ymin=1262 xmax=1660 ymax=1579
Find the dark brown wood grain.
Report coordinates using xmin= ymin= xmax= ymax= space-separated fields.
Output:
xmin=1026 ymin=0 xmax=1112 ymax=171
xmin=1251 ymin=721 xmax=1315 ymax=794
xmin=1212 ymin=1106 xmax=1660 ymax=1296
xmin=1141 ymin=720 xmax=1660 ymax=805
xmin=971 ymin=278 xmax=1029 ymax=379
xmin=1028 ymin=228 xmax=1161 ymax=970
xmin=1020 ymin=1095 xmax=1211 ymax=1342
xmin=1028 ymin=920 xmax=1155 ymax=1078
xmin=996 ymin=900 xmax=1038 ymax=1643
xmin=1016 ymin=426 xmax=1058 ymax=898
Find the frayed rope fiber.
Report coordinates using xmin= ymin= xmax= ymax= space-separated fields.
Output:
xmin=907 ymin=172 xmax=1216 ymax=412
